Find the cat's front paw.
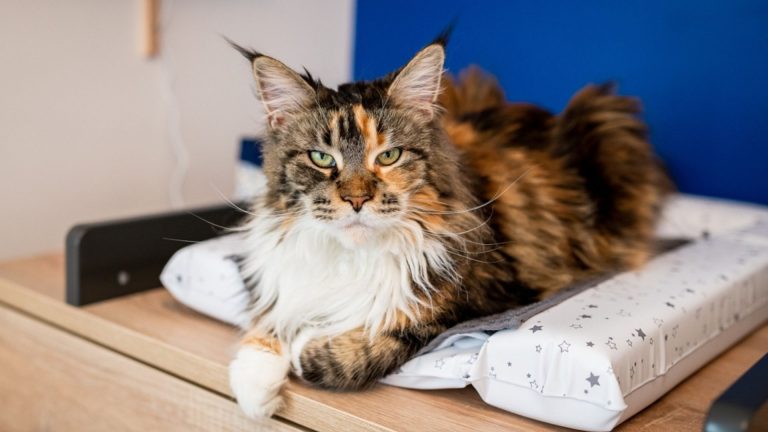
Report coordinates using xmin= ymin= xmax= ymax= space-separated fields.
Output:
xmin=229 ymin=346 xmax=290 ymax=419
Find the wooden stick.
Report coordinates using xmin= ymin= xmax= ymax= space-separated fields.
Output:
xmin=140 ymin=0 xmax=159 ymax=58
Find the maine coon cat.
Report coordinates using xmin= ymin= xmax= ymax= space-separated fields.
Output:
xmin=227 ymin=36 xmax=670 ymax=419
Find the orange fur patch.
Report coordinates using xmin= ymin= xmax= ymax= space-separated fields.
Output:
xmin=242 ymin=334 xmax=282 ymax=355
xmin=328 ymin=110 xmax=341 ymax=145
xmin=375 ymin=164 xmax=415 ymax=195
xmin=353 ymin=104 xmax=384 ymax=171
xmin=409 ymin=187 xmax=448 ymax=232
xmin=443 ymin=121 xmax=479 ymax=150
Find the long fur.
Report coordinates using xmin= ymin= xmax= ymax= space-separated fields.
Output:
xmin=228 ymin=39 xmax=671 ymax=418
xmin=239 ymin=196 xmax=456 ymax=341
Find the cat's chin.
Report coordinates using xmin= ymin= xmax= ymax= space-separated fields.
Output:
xmin=336 ymin=221 xmax=376 ymax=246
xmin=320 ymin=215 xmax=382 ymax=247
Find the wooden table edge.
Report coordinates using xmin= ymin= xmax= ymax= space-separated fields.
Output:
xmin=0 ymin=275 xmax=393 ymax=432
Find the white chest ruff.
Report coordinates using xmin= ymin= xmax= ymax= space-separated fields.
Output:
xmin=239 ymin=213 xmax=454 ymax=342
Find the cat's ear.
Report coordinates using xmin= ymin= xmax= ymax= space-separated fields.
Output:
xmin=387 ymin=44 xmax=446 ymax=118
xmin=251 ymin=56 xmax=316 ymax=128
xmin=227 ymin=40 xmax=315 ymax=128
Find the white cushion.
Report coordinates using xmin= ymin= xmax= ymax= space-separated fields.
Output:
xmin=160 ymin=233 xmax=250 ymax=327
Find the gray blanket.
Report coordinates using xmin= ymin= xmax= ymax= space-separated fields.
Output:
xmin=418 ymin=238 xmax=690 ymax=355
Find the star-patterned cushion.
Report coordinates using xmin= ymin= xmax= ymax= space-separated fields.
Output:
xmin=161 ymin=194 xmax=768 ymax=431
xmin=382 ymin=195 xmax=768 ymax=431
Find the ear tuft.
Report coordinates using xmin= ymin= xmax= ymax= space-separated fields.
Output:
xmin=387 ymin=44 xmax=446 ymax=118
xmin=430 ymin=20 xmax=456 ymax=48
xmin=225 ymin=37 xmax=263 ymax=63
xmin=251 ymin=57 xmax=315 ymax=128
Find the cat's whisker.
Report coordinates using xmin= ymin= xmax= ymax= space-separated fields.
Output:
xmin=422 ymin=228 xmax=506 ymax=255
xmin=186 ymin=211 xmax=236 ymax=232
xmin=209 ymin=183 xmax=260 ymax=217
xmin=405 ymin=210 xmax=509 ymax=256
xmin=430 ymin=208 xmax=495 ymax=237
xmin=228 ymin=207 xmax=309 ymax=235
xmin=440 ymin=241 xmax=506 ymax=256
xmin=262 ymin=207 xmax=310 ymax=218
xmin=446 ymin=236 xmax=511 ymax=249
xmin=441 ymin=248 xmax=506 ymax=265
xmin=408 ymin=219 xmax=484 ymax=256
xmin=410 ymin=168 xmax=533 ymax=216
xmin=162 ymin=237 xmax=201 ymax=244
xmin=270 ymin=210 xmax=308 ymax=218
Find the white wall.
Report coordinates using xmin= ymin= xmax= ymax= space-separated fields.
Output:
xmin=0 ymin=0 xmax=355 ymax=260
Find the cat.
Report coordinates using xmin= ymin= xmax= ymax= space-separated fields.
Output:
xmin=227 ymin=35 xmax=670 ymax=419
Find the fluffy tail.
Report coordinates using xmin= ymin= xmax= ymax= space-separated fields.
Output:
xmin=556 ymin=84 xmax=673 ymax=267
xmin=439 ymin=66 xmax=506 ymax=119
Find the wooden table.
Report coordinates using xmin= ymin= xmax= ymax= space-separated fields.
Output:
xmin=0 ymin=253 xmax=765 ymax=431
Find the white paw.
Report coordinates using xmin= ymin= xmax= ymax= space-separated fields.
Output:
xmin=229 ymin=346 xmax=290 ymax=419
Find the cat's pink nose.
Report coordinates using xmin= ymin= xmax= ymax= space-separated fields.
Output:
xmin=342 ymin=195 xmax=372 ymax=212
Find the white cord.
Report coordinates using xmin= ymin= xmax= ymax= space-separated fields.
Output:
xmin=157 ymin=0 xmax=188 ymax=209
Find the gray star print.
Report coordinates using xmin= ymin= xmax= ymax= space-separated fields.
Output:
xmin=586 ymin=373 xmax=600 ymax=387
xmin=529 ymin=325 xmax=543 ymax=333
xmin=636 ymin=328 xmax=646 ymax=340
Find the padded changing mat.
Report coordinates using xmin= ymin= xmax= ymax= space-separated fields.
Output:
xmin=382 ymin=195 xmax=768 ymax=430
xmin=161 ymin=195 xmax=768 ymax=431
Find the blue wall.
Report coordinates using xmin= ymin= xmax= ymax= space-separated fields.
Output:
xmin=354 ymin=1 xmax=768 ymax=205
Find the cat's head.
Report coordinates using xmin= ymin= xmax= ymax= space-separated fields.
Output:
xmin=237 ymin=41 xmax=466 ymax=246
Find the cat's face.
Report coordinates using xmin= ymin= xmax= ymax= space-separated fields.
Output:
xmin=247 ymin=44 xmax=453 ymax=245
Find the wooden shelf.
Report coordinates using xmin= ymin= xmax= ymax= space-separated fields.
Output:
xmin=0 ymin=253 xmax=765 ymax=431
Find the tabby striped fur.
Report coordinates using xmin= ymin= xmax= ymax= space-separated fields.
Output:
xmin=228 ymin=38 xmax=670 ymax=418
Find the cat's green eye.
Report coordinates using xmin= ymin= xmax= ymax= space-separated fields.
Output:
xmin=309 ymin=150 xmax=336 ymax=168
xmin=376 ymin=148 xmax=402 ymax=166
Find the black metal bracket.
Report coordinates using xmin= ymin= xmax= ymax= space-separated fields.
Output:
xmin=65 ymin=203 xmax=246 ymax=306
